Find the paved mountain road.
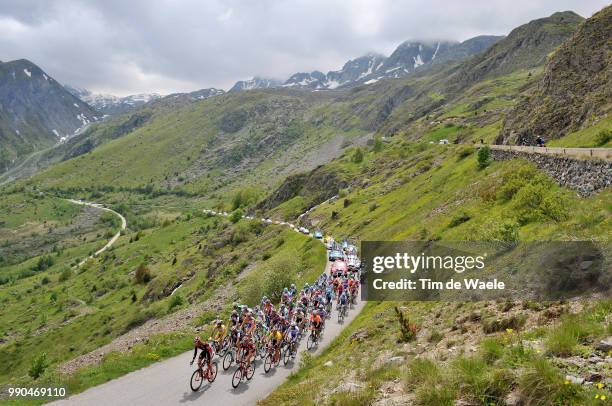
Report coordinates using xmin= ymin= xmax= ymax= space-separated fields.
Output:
xmin=51 ymin=210 xmax=365 ymax=406
xmin=65 ymin=199 xmax=127 ymax=267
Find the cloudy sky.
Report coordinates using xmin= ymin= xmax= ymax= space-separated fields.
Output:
xmin=0 ymin=0 xmax=607 ymax=95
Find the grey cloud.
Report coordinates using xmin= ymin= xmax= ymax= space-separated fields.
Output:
xmin=0 ymin=0 xmax=607 ymax=95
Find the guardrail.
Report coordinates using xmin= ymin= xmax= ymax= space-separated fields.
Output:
xmin=476 ymin=144 xmax=612 ymax=160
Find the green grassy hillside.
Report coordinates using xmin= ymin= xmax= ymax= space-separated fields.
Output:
xmin=260 ymin=140 xmax=610 ymax=406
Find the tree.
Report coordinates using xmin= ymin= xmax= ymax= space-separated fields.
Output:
xmin=477 ymin=145 xmax=491 ymax=168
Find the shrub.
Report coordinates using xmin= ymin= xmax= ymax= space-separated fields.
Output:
xmin=351 ymin=148 xmax=364 ymax=163
xmin=58 ymin=268 xmax=72 ymax=282
xmin=263 ymin=259 xmax=296 ymax=302
xmin=28 ymin=353 xmax=48 ymax=379
xmin=395 ymin=306 xmax=418 ymax=342
xmin=134 ymin=263 xmax=152 ymax=284
xmin=32 ymin=255 xmax=55 ymax=273
xmin=477 ymin=145 xmax=490 ymax=168
xmin=448 ymin=212 xmax=471 ymax=228
xmin=456 ymin=145 xmax=473 ymax=160
xmin=231 ymin=188 xmax=260 ymax=210
xmin=168 ymin=294 xmax=185 ymax=311
xmin=372 ymin=138 xmax=383 ymax=152
xmin=229 ymin=209 xmax=243 ymax=224
xmin=230 ymin=223 xmax=250 ymax=245
xmin=428 ymin=329 xmax=443 ymax=343
xmin=594 ymin=129 xmax=611 ymax=146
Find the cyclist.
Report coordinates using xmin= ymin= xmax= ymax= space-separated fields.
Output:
xmin=239 ymin=333 xmax=257 ymax=367
xmin=212 ymin=319 xmax=227 ymax=349
xmin=310 ymin=310 xmax=322 ymax=339
xmin=318 ymin=304 xmax=327 ymax=324
xmin=284 ymin=322 xmax=300 ymax=358
xmin=190 ymin=336 xmax=214 ymax=373
xmin=269 ymin=326 xmax=283 ymax=363
xmin=339 ymin=290 xmax=349 ymax=314
xmin=281 ymin=288 xmax=291 ymax=304
xmin=230 ymin=309 xmax=239 ymax=327
xmin=289 ymin=283 xmax=297 ymax=298
xmin=241 ymin=311 xmax=256 ymax=336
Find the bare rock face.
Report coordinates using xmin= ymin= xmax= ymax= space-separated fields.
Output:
xmin=497 ymin=6 xmax=611 ymax=145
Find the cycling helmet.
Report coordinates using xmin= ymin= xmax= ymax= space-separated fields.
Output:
xmin=216 ymin=319 xmax=222 ymax=325
xmin=291 ymin=322 xmax=296 ymax=327
xmin=291 ymin=283 xmax=296 ymax=289
xmin=231 ymin=309 xmax=237 ymax=315
xmin=194 ymin=336 xmax=201 ymax=344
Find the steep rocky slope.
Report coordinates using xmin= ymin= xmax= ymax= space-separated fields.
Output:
xmin=498 ymin=6 xmax=611 ymax=144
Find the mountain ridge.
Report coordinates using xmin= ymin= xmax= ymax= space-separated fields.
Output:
xmin=0 ymin=59 xmax=99 ymax=171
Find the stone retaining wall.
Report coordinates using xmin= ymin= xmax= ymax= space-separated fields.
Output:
xmin=490 ymin=149 xmax=611 ymax=196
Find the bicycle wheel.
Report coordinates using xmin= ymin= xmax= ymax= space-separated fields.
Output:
xmin=207 ymin=362 xmax=218 ymax=383
xmin=231 ymin=368 xmax=243 ymax=389
xmin=264 ymin=353 xmax=273 ymax=373
xmin=222 ymin=351 xmax=234 ymax=370
xmin=283 ymin=346 xmax=291 ymax=365
xmin=307 ymin=334 xmax=315 ymax=350
xmin=246 ymin=361 xmax=255 ymax=380
xmin=274 ymin=350 xmax=281 ymax=367
xmin=190 ymin=369 xmax=203 ymax=392
xmin=258 ymin=342 xmax=267 ymax=360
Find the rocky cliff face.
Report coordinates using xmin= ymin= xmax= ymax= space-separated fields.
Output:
xmin=497 ymin=6 xmax=611 ymax=145
xmin=256 ymin=167 xmax=347 ymax=212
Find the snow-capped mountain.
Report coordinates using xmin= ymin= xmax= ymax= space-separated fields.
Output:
xmin=180 ymin=87 xmax=225 ymax=100
xmin=64 ymin=86 xmax=163 ymax=116
xmin=281 ymin=36 xmax=503 ymax=90
xmin=0 ymin=59 xmax=100 ymax=170
xmin=229 ymin=77 xmax=283 ymax=92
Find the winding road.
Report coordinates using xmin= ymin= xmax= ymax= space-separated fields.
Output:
xmin=50 ymin=209 xmax=365 ymax=406
xmin=65 ymin=199 xmax=127 ymax=267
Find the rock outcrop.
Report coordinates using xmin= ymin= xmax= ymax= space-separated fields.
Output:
xmin=497 ymin=6 xmax=611 ymax=144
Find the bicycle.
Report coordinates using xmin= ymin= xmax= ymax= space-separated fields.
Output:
xmin=306 ymin=327 xmax=320 ymax=350
xmin=338 ymin=303 xmax=346 ymax=323
xmin=283 ymin=339 xmax=298 ymax=365
xmin=190 ymin=358 xmax=218 ymax=392
xmin=213 ymin=335 xmax=230 ymax=357
xmin=222 ymin=345 xmax=238 ymax=370
xmin=231 ymin=356 xmax=255 ymax=389
xmin=263 ymin=343 xmax=281 ymax=373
